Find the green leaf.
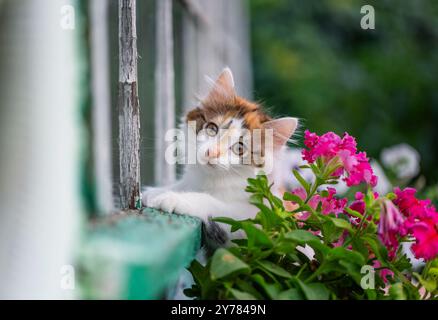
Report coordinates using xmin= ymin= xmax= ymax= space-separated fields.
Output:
xmin=364 ymin=188 xmax=375 ymax=208
xmin=308 ymin=247 xmax=365 ymax=284
xmin=275 ymin=241 xmax=299 ymax=255
xmin=231 ymin=239 xmax=247 ymax=246
xmin=229 ymin=288 xmax=257 ymax=300
xmin=326 ymin=247 xmax=365 ymax=266
xmin=249 ymin=193 xmax=264 ymax=206
xmin=430 ymin=257 xmax=438 ymax=269
xmin=251 ymin=274 xmax=281 ymax=299
xmin=428 ymin=267 xmax=438 ymax=277
xmin=284 ymin=229 xmax=320 ymax=242
xmin=271 ymin=194 xmax=285 ymax=209
xmin=188 ymin=260 xmax=208 ymax=286
xmin=362 ymin=234 xmax=389 ymax=263
xmin=212 ymin=217 xmax=242 ymax=232
xmin=386 ymin=192 xmax=396 ymax=200
xmin=319 ymin=190 xmax=329 ymax=198
xmin=389 ymin=283 xmax=407 ymax=300
xmin=338 ymin=259 xmax=363 ymax=284
xmin=254 ymin=204 xmax=283 ymax=230
xmin=187 ymin=260 xmax=217 ymax=299
xmin=235 ymin=278 xmax=264 ymax=299
xmin=284 ymin=230 xmax=329 ymax=255
xmin=291 ymin=203 xmax=315 ymax=214
xmin=293 ymin=169 xmax=311 ymax=194
xmin=310 ymin=163 xmax=320 ymax=176
xmin=413 ymin=272 xmax=437 ymax=292
xmin=210 ymin=248 xmax=250 ymax=280
xmin=283 ymin=192 xmax=304 ymax=205
xmin=329 ymin=217 xmax=354 ymax=232
xmin=276 ymin=288 xmax=303 ymax=300
xmin=365 ymin=289 xmax=377 ymax=300
xmin=393 ymin=253 xmax=412 ymax=271
xmin=321 ymin=219 xmax=343 ymax=243
xmin=351 ymin=238 xmax=370 ymax=260
xmin=296 ymin=279 xmax=330 ymax=300
xmin=241 ymin=222 xmax=273 ymax=248
xmin=257 ymin=260 xmax=292 ymax=279
xmin=344 ymin=207 xmax=364 ymax=219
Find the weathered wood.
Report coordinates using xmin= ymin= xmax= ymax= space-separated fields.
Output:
xmin=177 ymin=0 xmax=209 ymax=26
xmin=79 ymin=208 xmax=201 ymax=299
xmin=90 ymin=0 xmax=113 ymax=213
xmin=182 ymin=0 xmax=253 ymax=109
xmin=222 ymin=0 xmax=253 ymax=100
xmin=155 ymin=0 xmax=176 ymax=185
xmin=118 ymin=0 xmax=141 ymax=209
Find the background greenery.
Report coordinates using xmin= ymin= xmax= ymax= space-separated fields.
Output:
xmin=250 ymin=0 xmax=438 ymax=185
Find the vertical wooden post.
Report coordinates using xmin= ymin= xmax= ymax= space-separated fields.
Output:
xmin=91 ymin=0 xmax=113 ymax=213
xmin=155 ymin=0 xmax=176 ymax=186
xmin=118 ymin=0 xmax=141 ymax=209
xmin=182 ymin=0 xmax=253 ymax=109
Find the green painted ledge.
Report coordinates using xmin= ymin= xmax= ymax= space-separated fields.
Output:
xmin=78 ymin=208 xmax=202 ymax=299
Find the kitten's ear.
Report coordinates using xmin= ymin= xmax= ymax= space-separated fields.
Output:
xmin=262 ymin=117 xmax=298 ymax=147
xmin=202 ymin=67 xmax=236 ymax=105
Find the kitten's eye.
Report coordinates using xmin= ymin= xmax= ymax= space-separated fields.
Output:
xmin=205 ymin=122 xmax=218 ymax=136
xmin=231 ymin=142 xmax=246 ymax=156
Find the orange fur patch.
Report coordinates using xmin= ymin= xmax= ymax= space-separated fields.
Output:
xmin=186 ymin=95 xmax=271 ymax=131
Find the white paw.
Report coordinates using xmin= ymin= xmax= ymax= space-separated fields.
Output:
xmin=148 ymin=191 xmax=189 ymax=215
xmin=142 ymin=187 xmax=165 ymax=207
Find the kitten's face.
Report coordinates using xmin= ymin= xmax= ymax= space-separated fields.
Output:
xmin=194 ymin=115 xmax=263 ymax=171
xmin=185 ymin=68 xmax=297 ymax=175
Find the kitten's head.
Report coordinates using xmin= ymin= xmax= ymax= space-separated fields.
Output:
xmin=185 ymin=68 xmax=298 ymax=175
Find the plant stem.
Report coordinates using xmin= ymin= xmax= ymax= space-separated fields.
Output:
xmin=296 ymin=263 xmax=308 ymax=279
xmin=344 ymin=210 xmax=370 ymax=247
xmin=305 ymin=180 xmax=321 ymax=203
xmin=305 ymin=262 xmax=325 ymax=283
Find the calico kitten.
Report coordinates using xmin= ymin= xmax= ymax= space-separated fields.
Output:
xmin=143 ymin=68 xmax=298 ymax=246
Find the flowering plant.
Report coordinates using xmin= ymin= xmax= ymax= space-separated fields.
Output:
xmin=185 ymin=131 xmax=438 ymax=300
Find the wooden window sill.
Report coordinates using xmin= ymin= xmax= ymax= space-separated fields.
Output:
xmin=78 ymin=208 xmax=202 ymax=299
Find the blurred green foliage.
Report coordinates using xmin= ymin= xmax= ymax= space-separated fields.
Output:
xmin=250 ymin=0 xmax=438 ymax=184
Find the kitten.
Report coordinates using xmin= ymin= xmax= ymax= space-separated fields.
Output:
xmin=142 ymin=67 xmax=298 ymax=246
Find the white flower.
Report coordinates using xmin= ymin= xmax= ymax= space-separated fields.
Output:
xmin=370 ymin=160 xmax=391 ymax=195
xmin=380 ymin=143 xmax=420 ymax=180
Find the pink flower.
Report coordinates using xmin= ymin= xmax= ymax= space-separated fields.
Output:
xmin=320 ymin=187 xmax=348 ymax=216
xmin=288 ymin=187 xmax=347 ymax=218
xmin=303 ymin=131 xmax=342 ymax=162
xmin=348 ymin=192 xmax=366 ymax=215
xmin=410 ymin=217 xmax=438 ymax=261
xmin=286 ymin=187 xmax=318 ymax=220
xmin=373 ymin=260 xmax=394 ymax=284
xmin=342 ymin=152 xmax=378 ymax=187
xmin=346 ymin=192 xmax=379 ymax=225
xmin=393 ymin=187 xmax=436 ymax=221
xmin=392 ymin=187 xmax=438 ymax=261
xmin=332 ymin=231 xmax=347 ymax=247
xmin=378 ymin=200 xmax=405 ymax=259
xmin=302 ymin=130 xmax=378 ymax=187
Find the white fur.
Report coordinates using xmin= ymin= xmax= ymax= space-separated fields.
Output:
xmin=142 ymin=124 xmax=292 ymax=223
xmin=143 ymin=121 xmax=262 ymax=223
xmin=143 ymin=68 xmax=298 ymax=243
